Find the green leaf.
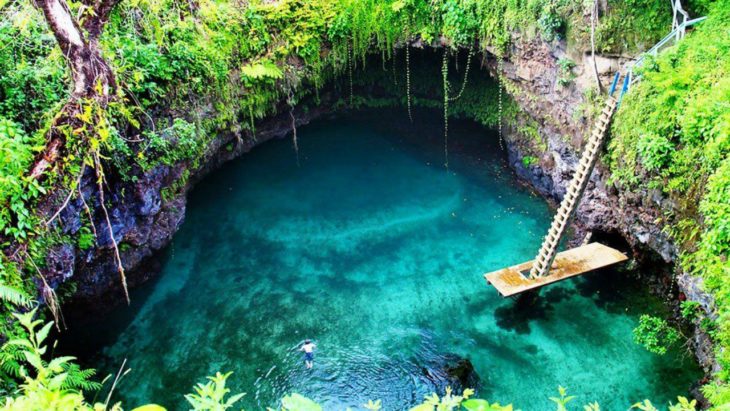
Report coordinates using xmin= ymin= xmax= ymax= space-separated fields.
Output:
xmin=36 ymin=321 xmax=54 ymax=346
xmin=23 ymin=351 xmax=43 ymax=371
xmin=226 ymin=392 xmax=245 ymax=406
xmin=241 ymin=61 xmax=283 ymax=80
xmin=281 ymin=393 xmax=322 ymax=411
xmin=131 ymin=405 xmax=167 ymax=411
xmin=463 ymin=399 xmax=491 ymax=411
xmin=0 ymin=284 xmax=33 ymax=308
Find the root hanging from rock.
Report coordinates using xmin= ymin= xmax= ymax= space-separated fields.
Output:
xmin=289 ymin=106 xmax=300 ymax=167
xmin=249 ymin=105 xmax=257 ymax=143
xmin=94 ymin=153 xmax=130 ymax=304
xmin=44 ymin=165 xmax=85 ymax=226
xmin=78 ymin=182 xmax=98 ymax=240
xmin=25 ymin=251 xmax=65 ymax=331
xmin=392 ymin=47 xmax=398 ymax=86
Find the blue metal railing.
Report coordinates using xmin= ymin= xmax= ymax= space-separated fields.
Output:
xmin=607 ymin=13 xmax=706 ymax=107
xmin=627 ymin=15 xmax=707 ymax=88
xmin=608 ymin=72 xmax=620 ymax=96
xmin=618 ymin=72 xmax=631 ymax=106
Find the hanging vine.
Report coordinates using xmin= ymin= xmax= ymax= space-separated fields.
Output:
xmin=289 ymin=107 xmax=300 ymax=167
xmin=392 ymin=47 xmax=399 ymax=86
xmin=42 ymin=100 xmax=130 ymax=304
xmin=406 ymin=44 xmax=413 ymax=123
xmin=498 ymin=57 xmax=504 ymax=151
xmin=287 ymin=90 xmax=300 ymax=167
xmin=449 ymin=48 xmax=473 ymax=102
xmin=442 ymin=49 xmax=450 ymax=170
xmin=348 ymin=39 xmax=354 ymax=106
xmin=249 ymin=104 xmax=256 ymax=143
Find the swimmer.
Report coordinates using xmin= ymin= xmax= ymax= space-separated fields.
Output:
xmin=300 ymin=339 xmax=317 ymax=369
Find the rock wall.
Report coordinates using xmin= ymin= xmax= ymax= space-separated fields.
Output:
xmin=49 ymin=99 xmax=333 ymax=308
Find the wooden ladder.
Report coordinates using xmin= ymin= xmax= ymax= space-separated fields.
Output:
xmin=528 ymin=96 xmax=618 ymax=279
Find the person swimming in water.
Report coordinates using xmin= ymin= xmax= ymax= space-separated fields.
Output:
xmin=300 ymin=339 xmax=316 ymax=369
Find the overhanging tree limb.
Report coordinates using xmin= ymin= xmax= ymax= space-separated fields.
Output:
xmin=30 ymin=0 xmax=130 ymax=303
xmin=30 ymin=0 xmax=119 ymax=180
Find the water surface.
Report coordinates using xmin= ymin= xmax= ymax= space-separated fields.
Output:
xmin=73 ymin=110 xmax=700 ymax=410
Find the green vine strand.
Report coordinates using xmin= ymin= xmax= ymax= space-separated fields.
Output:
xmin=348 ymin=39 xmax=353 ymax=106
xmin=406 ymin=45 xmax=412 ymax=123
xmin=442 ymin=49 xmax=450 ymax=170
xmin=449 ymin=48 xmax=473 ymax=102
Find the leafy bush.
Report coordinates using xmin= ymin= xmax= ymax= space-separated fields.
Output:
xmin=522 ymin=156 xmax=539 ymax=167
xmin=636 ymin=133 xmax=674 ymax=171
xmin=557 ymin=58 xmax=576 ymax=86
xmin=633 ymin=315 xmax=681 ymax=355
xmin=539 ymin=5 xmax=564 ymax=42
xmin=680 ymin=301 xmax=702 ymax=320
xmin=0 ymin=309 xmax=161 ymax=411
xmin=184 ymin=372 xmax=244 ymax=411
xmin=0 ymin=118 xmax=45 ymax=241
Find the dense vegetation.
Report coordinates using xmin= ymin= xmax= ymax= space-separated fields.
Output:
xmin=610 ymin=0 xmax=730 ymax=404
xmin=0 ymin=0 xmax=728 ymax=408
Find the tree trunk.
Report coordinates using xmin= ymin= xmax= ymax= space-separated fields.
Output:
xmin=29 ymin=0 xmax=119 ymax=179
xmin=590 ymin=0 xmax=603 ymax=93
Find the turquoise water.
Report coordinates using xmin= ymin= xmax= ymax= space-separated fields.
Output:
xmin=73 ymin=111 xmax=700 ymax=410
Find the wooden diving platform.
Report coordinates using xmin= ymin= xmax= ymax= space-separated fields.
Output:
xmin=484 ymin=243 xmax=628 ymax=297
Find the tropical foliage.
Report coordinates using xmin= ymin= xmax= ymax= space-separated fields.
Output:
xmin=0 ymin=0 xmax=727 ymax=408
xmin=609 ymin=0 xmax=730 ymax=403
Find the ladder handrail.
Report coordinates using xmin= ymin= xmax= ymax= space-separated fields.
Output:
xmin=608 ymin=72 xmax=621 ymax=96
xmin=618 ymin=72 xmax=630 ymax=105
xmin=629 ymin=16 xmax=706 ymax=83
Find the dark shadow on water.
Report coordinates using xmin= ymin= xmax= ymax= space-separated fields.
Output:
xmin=57 ymin=246 xmax=174 ymax=364
xmin=493 ymin=290 xmax=566 ymax=334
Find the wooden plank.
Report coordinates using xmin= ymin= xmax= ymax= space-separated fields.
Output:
xmin=484 ymin=243 xmax=628 ymax=297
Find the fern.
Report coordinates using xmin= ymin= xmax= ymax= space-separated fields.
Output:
xmin=0 ymin=284 xmax=33 ymax=308
xmin=0 ymin=344 xmax=24 ymax=379
xmin=61 ymin=363 xmax=103 ymax=391
xmin=241 ymin=60 xmax=284 ymax=81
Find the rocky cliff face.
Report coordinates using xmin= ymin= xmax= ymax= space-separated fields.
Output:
xmin=48 ymin=101 xmax=332 ymax=308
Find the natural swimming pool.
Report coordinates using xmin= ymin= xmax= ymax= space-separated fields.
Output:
xmin=70 ymin=110 xmax=700 ymax=410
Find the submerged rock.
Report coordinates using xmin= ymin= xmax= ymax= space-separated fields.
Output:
xmin=421 ymin=354 xmax=480 ymax=394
